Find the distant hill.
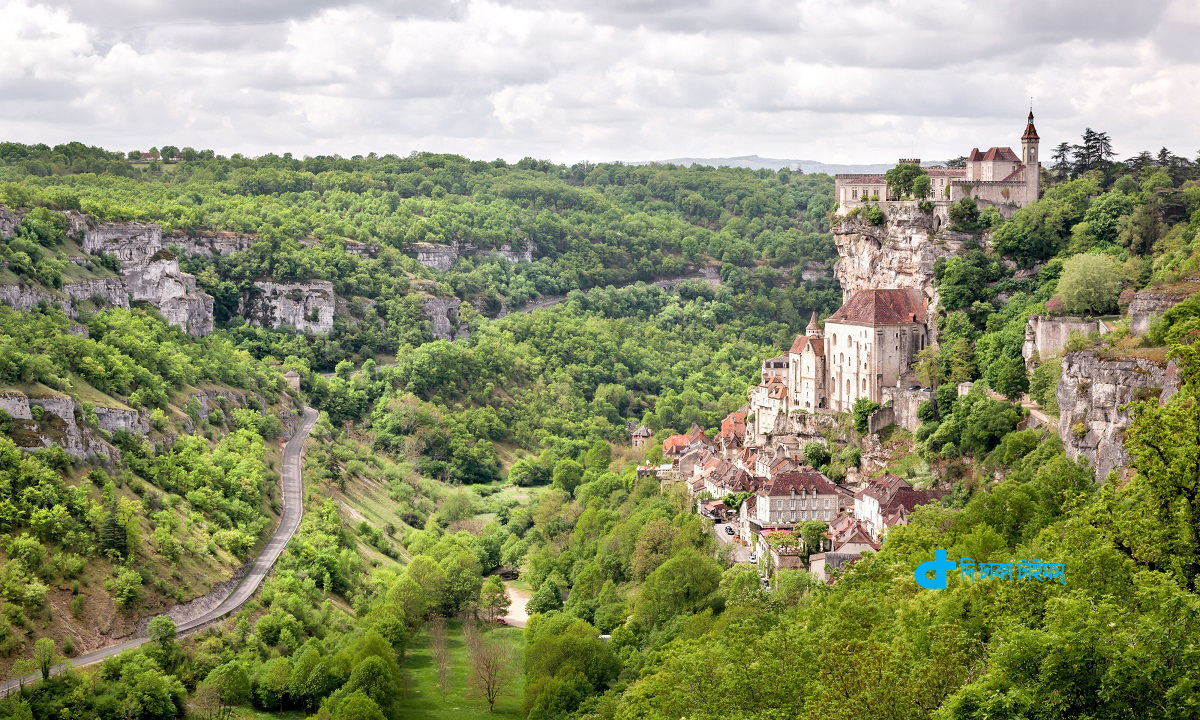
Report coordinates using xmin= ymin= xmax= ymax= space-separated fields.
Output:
xmin=637 ymin=154 xmax=949 ymax=176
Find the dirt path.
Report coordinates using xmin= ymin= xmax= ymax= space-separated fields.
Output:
xmin=503 ymin=585 xmax=532 ymax=628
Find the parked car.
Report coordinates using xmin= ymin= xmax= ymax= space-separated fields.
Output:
xmin=748 ymin=553 xmax=757 ymax=563
xmin=725 ymin=526 xmax=735 ymax=535
xmin=497 ymin=618 xmax=508 ymax=626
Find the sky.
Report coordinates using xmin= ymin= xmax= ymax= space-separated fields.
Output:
xmin=1 ymin=0 xmax=1197 ymax=165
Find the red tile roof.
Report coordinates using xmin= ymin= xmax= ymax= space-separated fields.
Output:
xmin=760 ymin=468 xmax=839 ymax=497
xmin=663 ymin=435 xmax=689 ymax=455
xmin=1022 ymin=111 xmax=1039 ymax=141
xmin=968 ymin=147 xmax=1021 ymax=163
xmin=826 ymin=289 xmax=927 ymax=327
xmin=789 ymin=334 xmax=824 ymax=357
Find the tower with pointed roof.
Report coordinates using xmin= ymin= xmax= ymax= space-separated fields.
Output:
xmin=1021 ymin=109 xmax=1040 ymax=204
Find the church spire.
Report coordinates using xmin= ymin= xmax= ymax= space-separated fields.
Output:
xmin=1022 ymin=109 xmax=1039 ymax=141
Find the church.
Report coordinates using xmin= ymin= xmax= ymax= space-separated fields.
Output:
xmin=749 ymin=288 xmax=929 ymax=445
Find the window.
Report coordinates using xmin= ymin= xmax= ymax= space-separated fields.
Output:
xmin=852 ymin=188 xmax=858 ymax=199
xmin=862 ymin=378 xmax=867 ymax=391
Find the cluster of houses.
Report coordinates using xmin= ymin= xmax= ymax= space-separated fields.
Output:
xmin=643 ymin=307 xmax=947 ymax=583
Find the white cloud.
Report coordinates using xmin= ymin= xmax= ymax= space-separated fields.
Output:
xmin=0 ymin=0 xmax=1196 ymax=164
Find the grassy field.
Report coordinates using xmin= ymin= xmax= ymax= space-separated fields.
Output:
xmin=399 ymin=623 xmax=525 ymax=720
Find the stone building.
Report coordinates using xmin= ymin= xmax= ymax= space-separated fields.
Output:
xmin=788 ymin=312 xmax=827 ymax=412
xmin=823 ymin=288 xmax=928 ymax=413
xmin=834 ymin=111 xmax=1042 ymax=217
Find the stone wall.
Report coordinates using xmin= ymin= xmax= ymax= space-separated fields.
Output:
xmin=1057 ymin=350 xmax=1180 ymax=480
xmin=240 ymin=281 xmax=336 ymax=334
xmin=1128 ymin=289 xmax=1194 ymax=335
xmin=879 ymin=385 xmax=932 ymax=433
xmin=1022 ymin=314 xmax=1107 ymax=366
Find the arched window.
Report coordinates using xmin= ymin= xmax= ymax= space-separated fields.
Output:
xmin=862 ymin=378 xmax=867 ymax=391
xmin=845 ymin=379 xmax=850 ymax=394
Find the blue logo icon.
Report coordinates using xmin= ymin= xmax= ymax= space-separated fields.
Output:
xmin=914 ymin=550 xmax=1066 ymax=589
xmin=914 ymin=549 xmax=957 ymax=589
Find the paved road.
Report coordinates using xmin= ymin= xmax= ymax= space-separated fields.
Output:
xmin=0 ymin=406 xmax=318 ymax=695
xmin=713 ymin=522 xmax=754 ymax=563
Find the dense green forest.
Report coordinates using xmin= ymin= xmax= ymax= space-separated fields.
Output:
xmin=1 ymin=136 xmax=1200 ymax=720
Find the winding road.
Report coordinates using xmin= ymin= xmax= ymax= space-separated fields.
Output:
xmin=0 ymin=406 xmax=318 ymax=695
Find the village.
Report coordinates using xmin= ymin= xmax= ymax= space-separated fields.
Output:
xmin=631 ymin=111 xmax=1048 ymax=584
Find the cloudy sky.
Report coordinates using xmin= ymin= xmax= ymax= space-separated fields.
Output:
xmin=2 ymin=0 xmax=1197 ymax=165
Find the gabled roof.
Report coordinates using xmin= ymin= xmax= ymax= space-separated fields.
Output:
xmin=882 ymin=487 xmax=948 ymax=515
xmin=759 ymin=467 xmax=839 ymax=497
xmin=999 ymin=164 xmax=1027 ymax=182
xmin=789 ymin=334 xmax=824 ymax=357
xmin=967 ymin=146 xmax=1021 ymax=163
xmin=630 ymin=424 xmax=653 ymax=438
xmin=826 ymin=289 xmax=927 ymax=327
xmin=663 ymin=435 xmax=689 ymax=455
xmin=857 ymin=473 xmax=912 ymax=502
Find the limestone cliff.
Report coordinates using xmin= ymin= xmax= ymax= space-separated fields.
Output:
xmin=421 ymin=296 xmax=468 ymax=341
xmin=240 ymin=281 xmax=336 ymax=335
xmin=832 ymin=204 xmax=976 ymax=309
xmin=0 ymin=277 xmax=128 ymax=317
xmin=70 ymin=214 xmax=215 ymax=336
xmin=0 ymin=389 xmax=120 ymax=460
xmin=1127 ymin=286 xmax=1197 ymax=335
xmin=409 ymin=239 xmax=536 ymax=271
xmin=1057 ymin=350 xmax=1179 ymax=480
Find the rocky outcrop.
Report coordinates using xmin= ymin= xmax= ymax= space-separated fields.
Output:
xmin=240 ymin=281 xmax=335 ymax=334
xmin=1128 ymin=288 xmax=1196 ymax=335
xmin=123 ymin=252 xmax=214 ymax=336
xmin=166 ymin=231 xmax=256 ymax=258
xmin=95 ymin=406 xmax=149 ymax=435
xmin=1057 ymin=350 xmax=1180 ymax=480
xmin=0 ymin=278 xmax=128 ymax=317
xmin=422 ymin=296 xmax=468 ymax=341
xmin=1022 ymin=314 xmax=1107 ymax=367
xmin=0 ymin=205 xmax=18 ymax=238
xmin=409 ymin=240 xmax=536 ymax=271
xmin=495 ymin=242 xmax=535 ymax=263
xmin=69 ymin=214 xmax=215 ymax=336
xmin=832 ymin=204 xmax=977 ymax=310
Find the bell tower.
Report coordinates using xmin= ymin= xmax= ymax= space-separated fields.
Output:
xmin=1021 ymin=109 xmax=1040 ymax=201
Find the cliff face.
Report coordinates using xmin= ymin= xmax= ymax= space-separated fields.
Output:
xmin=0 ymin=390 xmax=119 ymax=460
xmin=421 ymin=296 xmax=468 ymax=341
xmin=1057 ymin=350 xmax=1180 ymax=480
xmin=167 ymin=231 xmax=256 ymax=258
xmin=70 ymin=214 xmax=216 ymax=336
xmin=240 ymin=281 xmax=336 ymax=334
xmin=832 ymin=204 xmax=976 ymax=309
xmin=1128 ymin=289 xmax=1193 ymax=335
xmin=409 ymin=240 xmax=536 ymax=270
xmin=0 ymin=278 xmax=129 ymax=317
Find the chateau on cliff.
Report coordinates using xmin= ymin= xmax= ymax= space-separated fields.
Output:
xmin=834 ymin=111 xmax=1041 ymax=220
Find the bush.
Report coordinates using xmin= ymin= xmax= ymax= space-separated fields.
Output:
xmin=1057 ymin=253 xmax=1123 ymax=315
xmin=852 ymin=398 xmax=881 ymax=434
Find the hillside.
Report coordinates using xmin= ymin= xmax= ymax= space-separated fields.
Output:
xmin=0 ymin=138 xmax=1199 ymax=720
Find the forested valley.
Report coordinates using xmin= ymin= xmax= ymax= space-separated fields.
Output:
xmin=0 ymin=137 xmax=1198 ymax=720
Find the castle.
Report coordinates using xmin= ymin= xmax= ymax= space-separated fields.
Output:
xmin=750 ymin=288 xmax=929 ymax=445
xmin=834 ymin=111 xmax=1041 ymax=218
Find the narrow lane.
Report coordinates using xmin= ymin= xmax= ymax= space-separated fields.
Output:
xmin=0 ymin=406 xmax=318 ymax=694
